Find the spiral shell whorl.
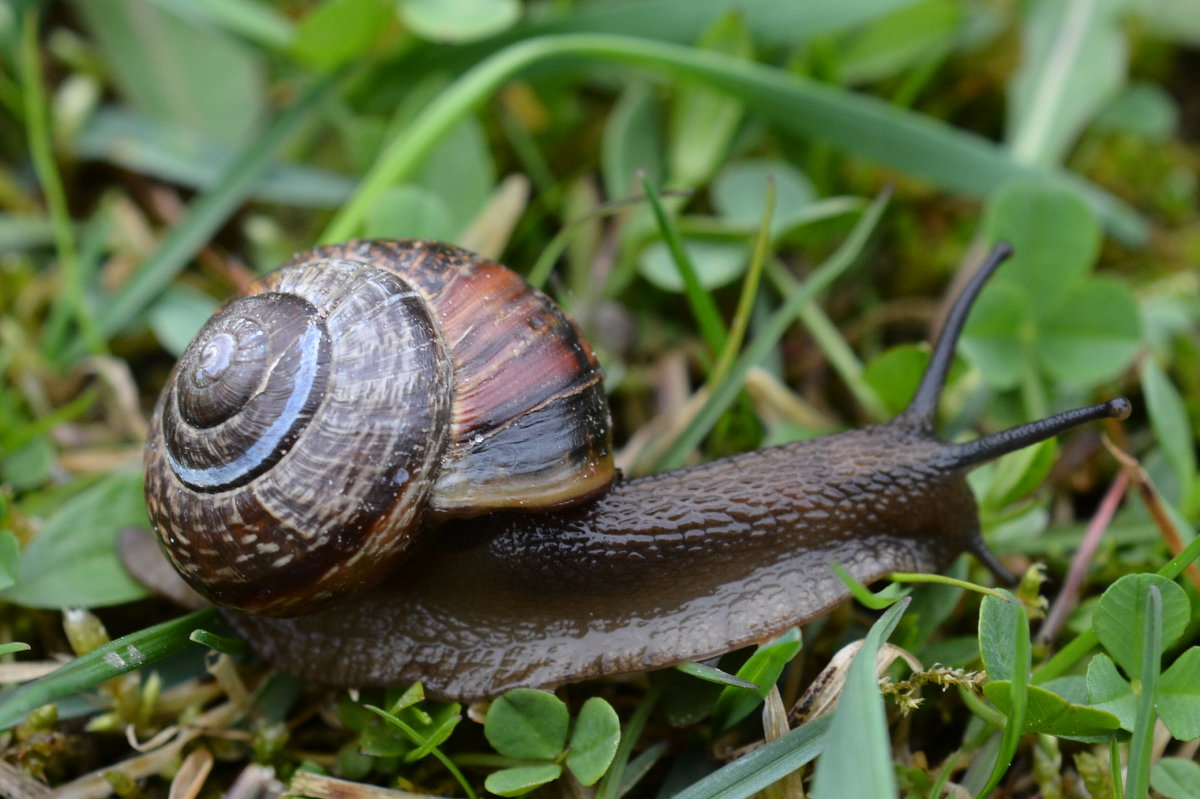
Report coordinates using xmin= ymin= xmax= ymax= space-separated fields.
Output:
xmin=147 ymin=259 xmax=453 ymax=616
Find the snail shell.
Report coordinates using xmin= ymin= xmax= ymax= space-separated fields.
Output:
xmin=143 ymin=240 xmax=614 ymax=616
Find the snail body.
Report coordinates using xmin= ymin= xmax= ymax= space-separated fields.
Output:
xmin=137 ymin=238 xmax=1130 ymax=700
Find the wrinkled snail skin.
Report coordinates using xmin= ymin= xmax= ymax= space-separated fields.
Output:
xmin=138 ymin=239 xmax=1132 ymax=701
xmin=226 ymin=428 xmax=978 ymax=700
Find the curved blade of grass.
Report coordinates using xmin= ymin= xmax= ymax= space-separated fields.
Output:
xmin=596 ymin=683 xmax=659 ymax=799
xmin=0 ymin=607 xmax=217 ymax=730
xmin=831 ymin=562 xmax=911 ymax=609
xmin=670 ymin=715 xmax=831 ymax=799
xmin=364 ymin=705 xmax=477 ymax=799
xmin=148 ymin=0 xmax=295 ymax=50
xmin=189 ymin=628 xmax=249 ymax=657
xmin=86 ymin=72 xmax=340 ymax=352
xmin=518 ymin=0 xmax=925 ymax=47
xmin=1125 ymin=584 xmax=1162 ymax=799
xmin=708 ymin=176 xmax=772 ymax=388
xmin=651 ymin=188 xmax=889 ymax=472
xmin=889 ymin=572 xmax=1009 ymax=600
xmin=675 ymin=661 xmax=760 ymax=690
xmin=811 ymin=598 xmax=910 ymax=798
xmin=321 ymin=34 xmax=1144 ymax=245
xmin=766 ymin=259 xmax=888 ymax=420
xmin=641 ymin=173 xmax=727 ymax=359
xmin=21 ymin=8 xmax=101 ymax=358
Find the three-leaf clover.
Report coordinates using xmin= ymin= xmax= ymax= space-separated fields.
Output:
xmin=1087 ymin=574 xmax=1200 ymax=741
xmin=484 ymin=689 xmax=620 ymax=796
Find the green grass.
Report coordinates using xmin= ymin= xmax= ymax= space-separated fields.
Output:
xmin=2 ymin=1 xmax=1199 ymax=797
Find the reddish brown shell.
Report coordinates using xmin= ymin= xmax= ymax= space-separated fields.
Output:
xmin=144 ymin=239 xmax=614 ymax=616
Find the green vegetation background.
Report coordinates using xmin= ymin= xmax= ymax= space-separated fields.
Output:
xmin=1 ymin=1 xmax=1199 ymax=797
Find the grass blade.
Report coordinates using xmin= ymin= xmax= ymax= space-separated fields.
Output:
xmin=671 ymin=715 xmax=832 ymax=799
xmin=322 ymin=34 xmax=1144 ymax=245
xmin=651 ymin=188 xmax=889 ymax=471
xmin=87 ymin=73 xmax=339 ymax=350
xmin=640 ymin=173 xmax=727 ymax=359
xmin=811 ymin=599 xmax=910 ymax=798
xmin=1124 ymin=585 xmax=1162 ymax=799
xmin=0 ymin=608 xmax=217 ymax=730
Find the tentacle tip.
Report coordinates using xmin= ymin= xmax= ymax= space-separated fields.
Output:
xmin=971 ymin=542 xmax=1018 ymax=587
xmin=990 ymin=240 xmax=1014 ymax=260
xmin=1106 ymin=396 xmax=1132 ymax=421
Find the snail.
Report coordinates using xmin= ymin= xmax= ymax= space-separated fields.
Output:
xmin=129 ymin=238 xmax=1131 ymax=701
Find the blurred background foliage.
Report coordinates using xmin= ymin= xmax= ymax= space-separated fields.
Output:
xmin=1 ymin=0 xmax=1199 ymax=796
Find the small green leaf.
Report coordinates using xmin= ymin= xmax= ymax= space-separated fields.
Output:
xmin=0 ymin=642 xmax=30 ymax=656
xmin=1 ymin=437 xmax=54 ymax=492
xmin=674 ymin=661 xmax=759 ymax=689
xmin=1140 ymin=359 xmax=1197 ymax=511
xmin=1093 ymin=82 xmax=1179 ymax=142
xmin=978 ymin=590 xmax=1030 ymax=796
xmin=1157 ymin=648 xmax=1200 ymax=741
xmin=602 ymin=83 xmax=664 ymax=202
xmin=667 ymin=11 xmax=750 ymax=187
xmin=1094 ymin=574 xmax=1190 ymax=681
xmin=1151 ymin=757 xmax=1200 ymax=799
xmin=977 ymin=438 xmax=1057 ymax=512
xmin=711 ymin=158 xmax=815 ymax=234
xmin=983 ymin=181 xmax=1101 ymax=309
xmin=1086 ymin=654 xmax=1136 ymax=731
xmin=958 ymin=278 xmax=1031 ymax=390
xmin=1037 ymin=276 xmax=1140 ymax=387
xmin=484 ymin=689 xmax=569 ymax=761
xmin=0 ymin=531 xmax=20 ymax=592
xmin=401 ymin=0 xmax=521 ymax=43
xmin=3 ymin=470 xmax=150 ymax=608
xmin=389 ymin=682 xmax=426 ymax=713
xmin=292 ymin=0 xmax=391 ymax=71
xmin=712 ymin=628 xmax=803 ymax=732
xmin=639 ymin=238 xmax=746 ymax=291
xmin=979 ymin=593 xmax=1024 ymax=682
xmin=485 ymin=764 xmax=562 ymax=797
xmin=149 ymin=285 xmax=220 ymax=357
xmin=862 ymin=344 xmax=931 ymax=417
xmin=566 ymin=698 xmax=620 ymax=786
xmin=983 ymin=681 xmax=1121 ymax=739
